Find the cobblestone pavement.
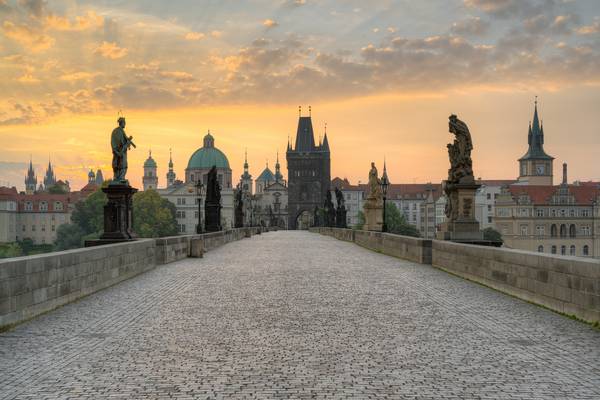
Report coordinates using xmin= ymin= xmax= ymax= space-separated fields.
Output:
xmin=1 ymin=231 xmax=600 ymax=399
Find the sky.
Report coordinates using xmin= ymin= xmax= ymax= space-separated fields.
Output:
xmin=0 ymin=0 xmax=599 ymax=191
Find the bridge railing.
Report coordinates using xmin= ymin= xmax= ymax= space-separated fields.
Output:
xmin=310 ymin=227 xmax=600 ymax=325
xmin=0 ymin=226 xmax=264 ymax=331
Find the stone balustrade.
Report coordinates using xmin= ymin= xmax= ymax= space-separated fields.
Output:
xmin=311 ymin=227 xmax=599 ymax=324
xmin=0 ymin=227 xmax=263 ymax=331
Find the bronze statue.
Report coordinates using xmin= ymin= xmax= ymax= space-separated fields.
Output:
xmin=334 ymin=187 xmax=344 ymax=208
xmin=111 ymin=116 xmax=136 ymax=184
xmin=204 ymin=166 xmax=222 ymax=232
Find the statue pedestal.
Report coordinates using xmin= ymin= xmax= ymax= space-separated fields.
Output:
xmin=205 ymin=202 xmax=222 ymax=232
xmin=363 ymin=201 xmax=383 ymax=232
xmin=437 ymin=182 xmax=483 ymax=242
xmin=85 ymin=184 xmax=137 ymax=247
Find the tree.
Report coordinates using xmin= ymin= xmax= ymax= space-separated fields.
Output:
xmin=54 ymin=224 xmax=86 ymax=250
xmin=47 ymin=184 xmax=68 ymax=194
xmin=132 ymin=189 xmax=178 ymax=238
xmin=386 ymin=202 xmax=420 ymax=237
xmin=0 ymin=243 xmax=23 ymax=258
xmin=483 ymin=227 xmax=503 ymax=244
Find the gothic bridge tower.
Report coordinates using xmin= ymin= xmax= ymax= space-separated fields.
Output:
xmin=286 ymin=106 xmax=330 ymax=229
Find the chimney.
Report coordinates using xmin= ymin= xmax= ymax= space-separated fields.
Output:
xmin=562 ymin=162 xmax=568 ymax=185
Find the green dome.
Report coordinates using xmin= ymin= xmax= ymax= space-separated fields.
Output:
xmin=144 ymin=157 xmax=157 ymax=168
xmin=187 ymin=132 xmax=230 ymax=170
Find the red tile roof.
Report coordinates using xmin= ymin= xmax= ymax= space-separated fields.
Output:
xmin=507 ymin=184 xmax=600 ymax=205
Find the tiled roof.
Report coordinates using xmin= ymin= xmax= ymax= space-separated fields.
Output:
xmin=0 ymin=186 xmax=18 ymax=200
xmin=507 ymin=184 xmax=600 ymax=205
xmin=478 ymin=179 xmax=517 ymax=186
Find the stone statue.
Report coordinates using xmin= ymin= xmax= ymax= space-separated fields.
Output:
xmin=204 ymin=166 xmax=222 ymax=232
xmin=366 ymin=162 xmax=383 ymax=206
xmin=324 ymin=191 xmax=335 ymax=227
xmin=313 ymin=206 xmax=320 ymax=227
xmin=110 ymin=117 xmax=136 ymax=184
xmin=447 ymin=114 xmax=474 ymax=185
xmin=234 ymin=188 xmax=244 ymax=228
xmin=334 ymin=187 xmax=347 ymax=228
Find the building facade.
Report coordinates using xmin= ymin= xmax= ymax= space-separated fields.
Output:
xmin=286 ymin=110 xmax=331 ymax=229
xmin=142 ymin=150 xmax=158 ymax=191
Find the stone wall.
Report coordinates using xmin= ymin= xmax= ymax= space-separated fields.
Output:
xmin=311 ymin=227 xmax=599 ymax=323
xmin=1 ymin=226 xmax=263 ymax=330
xmin=0 ymin=239 xmax=156 ymax=329
xmin=432 ymin=240 xmax=600 ymax=323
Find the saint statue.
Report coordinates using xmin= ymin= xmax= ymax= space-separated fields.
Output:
xmin=367 ymin=162 xmax=383 ymax=203
xmin=111 ymin=116 xmax=136 ymax=184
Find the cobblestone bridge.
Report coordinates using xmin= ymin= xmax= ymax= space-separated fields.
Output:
xmin=1 ymin=231 xmax=599 ymax=399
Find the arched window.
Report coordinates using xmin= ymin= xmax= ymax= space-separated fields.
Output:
xmin=569 ymin=224 xmax=576 ymax=238
xmin=570 ymin=245 xmax=576 ymax=256
xmin=550 ymin=224 xmax=557 ymax=237
xmin=560 ymin=245 xmax=566 ymax=255
xmin=551 ymin=245 xmax=557 ymax=254
xmin=190 ymin=173 xmax=194 ymax=182
xmin=537 ymin=245 xmax=544 ymax=253
xmin=583 ymin=245 xmax=589 ymax=256
xmin=560 ymin=224 xmax=567 ymax=238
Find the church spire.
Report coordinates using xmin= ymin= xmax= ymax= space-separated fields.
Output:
xmin=321 ymin=122 xmax=330 ymax=152
xmin=519 ymin=97 xmax=553 ymax=162
xmin=294 ymin=106 xmax=316 ymax=151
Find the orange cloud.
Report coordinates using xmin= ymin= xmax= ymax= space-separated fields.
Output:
xmin=17 ymin=73 xmax=40 ymax=84
xmin=59 ymin=72 xmax=99 ymax=82
xmin=45 ymin=11 xmax=103 ymax=31
xmin=2 ymin=21 xmax=54 ymax=52
xmin=263 ymin=19 xmax=278 ymax=29
xmin=184 ymin=31 xmax=205 ymax=41
xmin=94 ymin=41 xmax=128 ymax=59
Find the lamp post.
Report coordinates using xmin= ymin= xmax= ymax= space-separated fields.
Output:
xmin=381 ymin=166 xmax=389 ymax=233
xmin=196 ymin=180 xmax=204 ymax=234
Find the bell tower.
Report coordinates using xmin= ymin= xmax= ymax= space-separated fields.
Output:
xmin=518 ymin=98 xmax=554 ymax=185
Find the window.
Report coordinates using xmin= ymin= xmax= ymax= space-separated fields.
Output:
xmin=25 ymin=201 xmax=33 ymax=211
xmin=494 ymin=193 xmax=498 ymax=200
xmin=39 ymin=201 xmax=48 ymax=211
xmin=560 ymin=209 xmax=566 ymax=217
xmin=536 ymin=209 xmax=544 ymax=217
xmin=177 ymin=198 xmax=181 ymax=205
xmin=536 ymin=226 xmax=545 ymax=237
xmin=190 ymin=174 xmax=194 ymax=182
xmin=570 ymin=245 xmax=576 ymax=256
xmin=41 ymin=224 xmax=45 ymax=232
xmin=181 ymin=198 xmax=186 ymax=205
xmin=538 ymin=245 xmax=544 ymax=253
xmin=486 ymin=193 xmax=491 ymax=200
xmin=569 ymin=209 xmax=576 ymax=217
xmin=487 ymin=216 xmax=492 ymax=223
xmin=560 ymin=245 xmax=566 ymax=255
xmin=551 ymin=245 xmax=557 ymax=254
xmin=583 ymin=245 xmax=589 ymax=256
xmin=551 ymin=209 xmax=557 ymax=217
xmin=487 ymin=205 xmax=492 ymax=212
xmin=582 ymin=226 xmax=591 ymax=236
xmin=560 ymin=224 xmax=567 ymax=238
xmin=569 ymin=224 xmax=576 ymax=238
xmin=581 ymin=209 xmax=590 ymax=217
xmin=520 ymin=225 xmax=528 ymax=236
xmin=32 ymin=225 xmax=36 ymax=231
xmin=51 ymin=225 xmax=55 ymax=231
xmin=551 ymin=224 xmax=557 ymax=237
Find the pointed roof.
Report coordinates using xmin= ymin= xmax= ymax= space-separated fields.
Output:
xmin=257 ymin=163 xmax=275 ymax=182
xmin=519 ymin=98 xmax=554 ymax=161
xmin=168 ymin=148 xmax=173 ymax=169
xmin=144 ymin=149 xmax=157 ymax=168
xmin=274 ymin=151 xmax=283 ymax=182
xmin=294 ymin=116 xmax=316 ymax=152
xmin=241 ymin=149 xmax=252 ymax=180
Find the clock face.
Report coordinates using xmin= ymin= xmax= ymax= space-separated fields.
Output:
xmin=536 ymin=164 xmax=545 ymax=175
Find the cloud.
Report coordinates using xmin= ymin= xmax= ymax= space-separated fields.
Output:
xmin=577 ymin=18 xmax=600 ymax=35
xmin=463 ymin=0 xmax=522 ymax=18
xmin=94 ymin=41 xmax=128 ymax=59
xmin=2 ymin=21 xmax=54 ymax=51
xmin=44 ymin=11 xmax=103 ymax=31
xmin=158 ymin=70 xmax=195 ymax=83
xmin=184 ymin=31 xmax=205 ymax=40
xmin=210 ymin=30 xmax=223 ymax=38
xmin=451 ymin=16 xmax=489 ymax=35
xmin=18 ymin=0 xmax=45 ymax=18
xmin=59 ymin=71 xmax=99 ymax=82
xmin=263 ymin=19 xmax=279 ymax=29
xmin=283 ymin=0 xmax=306 ymax=8
xmin=17 ymin=73 xmax=40 ymax=83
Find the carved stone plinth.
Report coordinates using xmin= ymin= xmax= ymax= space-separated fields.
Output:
xmin=437 ymin=182 xmax=483 ymax=242
xmin=205 ymin=202 xmax=222 ymax=232
xmin=85 ymin=184 xmax=137 ymax=247
xmin=363 ymin=203 xmax=383 ymax=232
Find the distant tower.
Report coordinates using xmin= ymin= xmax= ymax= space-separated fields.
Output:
xmin=240 ymin=149 xmax=253 ymax=194
xmin=43 ymin=158 xmax=56 ymax=189
xmin=166 ymin=149 xmax=176 ymax=187
xmin=255 ymin=161 xmax=275 ymax=194
xmin=274 ymin=151 xmax=284 ymax=184
xmin=518 ymin=98 xmax=554 ymax=185
xmin=88 ymin=169 xmax=96 ymax=184
xmin=286 ymin=107 xmax=331 ymax=229
xmin=143 ymin=150 xmax=158 ymax=190
xmin=24 ymin=157 xmax=37 ymax=195
xmin=95 ymin=169 xmax=104 ymax=185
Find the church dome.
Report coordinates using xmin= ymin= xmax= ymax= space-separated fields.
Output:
xmin=144 ymin=151 xmax=157 ymax=168
xmin=187 ymin=132 xmax=230 ymax=170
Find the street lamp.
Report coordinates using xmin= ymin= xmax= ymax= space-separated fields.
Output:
xmin=196 ymin=179 xmax=204 ymax=233
xmin=380 ymin=163 xmax=389 ymax=233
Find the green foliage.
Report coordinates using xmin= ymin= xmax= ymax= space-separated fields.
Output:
xmin=47 ymin=184 xmax=68 ymax=194
xmin=483 ymin=227 xmax=503 ymax=244
xmin=385 ymin=202 xmax=420 ymax=237
xmin=354 ymin=210 xmax=365 ymax=230
xmin=54 ymin=224 xmax=86 ymax=250
xmin=71 ymin=189 xmax=107 ymax=236
xmin=132 ymin=189 xmax=178 ymax=238
xmin=0 ymin=243 xmax=23 ymax=258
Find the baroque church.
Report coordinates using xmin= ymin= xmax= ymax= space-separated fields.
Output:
xmin=286 ymin=107 xmax=331 ymax=229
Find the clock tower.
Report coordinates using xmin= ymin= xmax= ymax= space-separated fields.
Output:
xmin=517 ymin=99 xmax=554 ymax=185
